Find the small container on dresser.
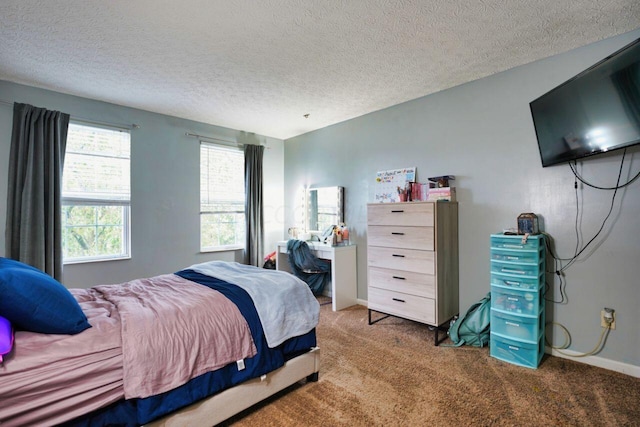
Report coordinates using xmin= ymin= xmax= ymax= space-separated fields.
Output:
xmin=366 ymin=201 xmax=459 ymax=345
xmin=489 ymin=233 xmax=545 ymax=368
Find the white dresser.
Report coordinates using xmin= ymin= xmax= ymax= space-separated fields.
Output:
xmin=366 ymin=201 xmax=459 ymax=345
xmin=276 ymin=241 xmax=358 ymax=311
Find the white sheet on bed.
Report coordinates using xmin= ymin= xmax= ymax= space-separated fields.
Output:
xmin=187 ymin=261 xmax=320 ymax=348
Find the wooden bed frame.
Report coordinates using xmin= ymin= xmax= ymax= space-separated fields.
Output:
xmin=147 ymin=347 xmax=320 ymax=426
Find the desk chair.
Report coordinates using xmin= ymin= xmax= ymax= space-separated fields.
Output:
xmin=286 ymin=239 xmax=331 ymax=295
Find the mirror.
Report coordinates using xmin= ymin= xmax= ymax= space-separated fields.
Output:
xmin=306 ymin=186 xmax=344 ymax=233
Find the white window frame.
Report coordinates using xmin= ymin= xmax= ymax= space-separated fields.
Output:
xmin=62 ymin=122 xmax=131 ymax=264
xmin=200 ymin=142 xmax=246 ymax=252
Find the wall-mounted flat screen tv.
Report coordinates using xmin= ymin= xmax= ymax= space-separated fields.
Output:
xmin=530 ymin=38 xmax=640 ymax=167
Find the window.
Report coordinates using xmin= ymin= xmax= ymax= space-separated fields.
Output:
xmin=200 ymin=143 xmax=245 ymax=251
xmin=61 ymin=123 xmax=131 ymax=263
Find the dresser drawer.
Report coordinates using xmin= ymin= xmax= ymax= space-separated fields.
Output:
xmin=491 ymin=285 xmax=542 ymax=317
xmin=368 ymin=287 xmax=435 ymax=324
xmin=491 ymin=248 xmax=542 ymax=264
xmin=367 ymin=246 xmax=434 ymax=274
xmin=490 ymin=235 xmax=542 ymax=251
xmin=490 ymin=260 xmax=543 ymax=278
xmin=367 ymin=202 xmax=434 ymax=226
xmin=490 ymin=333 xmax=544 ymax=369
xmin=368 ymin=225 xmax=433 ymax=250
xmin=490 ymin=273 xmax=542 ymax=291
xmin=491 ymin=309 xmax=544 ymax=343
xmin=368 ymin=266 xmax=435 ymax=299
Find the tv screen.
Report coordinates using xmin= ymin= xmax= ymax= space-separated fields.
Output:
xmin=530 ymin=38 xmax=640 ymax=167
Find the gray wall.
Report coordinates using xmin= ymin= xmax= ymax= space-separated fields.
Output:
xmin=284 ymin=29 xmax=640 ymax=368
xmin=0 ymin=80 xmax=285 ymax=287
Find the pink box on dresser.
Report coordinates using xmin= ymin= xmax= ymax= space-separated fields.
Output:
xmin=427 ymin=187 xmax=456 ymax=202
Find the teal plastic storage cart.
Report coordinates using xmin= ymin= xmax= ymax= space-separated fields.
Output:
xmin=490 ymin=233 xmax=545 ymax=368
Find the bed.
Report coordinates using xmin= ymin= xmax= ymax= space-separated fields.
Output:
xmin=0 ymin=259 xmax=320 ymax=426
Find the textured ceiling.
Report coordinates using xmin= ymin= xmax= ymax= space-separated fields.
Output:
xmin=1 ymin=1 xmax=639 ymax=140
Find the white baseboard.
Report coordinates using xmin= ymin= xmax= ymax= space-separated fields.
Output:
xmin=545 ymin=347 xmax=640 ymax=378
xmin=356 ymin=300 xmax=639 ymax=378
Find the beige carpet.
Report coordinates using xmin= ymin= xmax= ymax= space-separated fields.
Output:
xmin=224 ymin=299 xmax=640 ymax=426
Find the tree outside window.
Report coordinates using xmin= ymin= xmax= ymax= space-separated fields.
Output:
xmin=62 ymin=123 xmax=131 ymax=263
xmin=200 ymin=143 xmax=245 ymax=250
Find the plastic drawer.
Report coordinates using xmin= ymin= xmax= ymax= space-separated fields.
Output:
xmin=491 ymin=309 xmax=544 ymax=343
xmin=491 ymin=248 xmax=542 ymax=264
xmin=491 ymin=260 xmax=543 ymax=278
xmin=490 ymin=273 xmax=542 ymax=290
xmin=491 ymin=285 xmax=542 ymax=316
xmin=490 ymin=235 xmax=542 ymax=251
xmin=490 ymin=333 xmax=543 ymax=368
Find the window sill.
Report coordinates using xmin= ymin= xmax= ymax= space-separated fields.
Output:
xmin=64 ymin=255 xmax=131 ymax=265
xmin=200 ymin=246 xmax=244 ymax=253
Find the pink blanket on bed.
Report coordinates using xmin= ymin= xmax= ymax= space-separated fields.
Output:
xmin=94 ymin=274 xmax=257 ymax=399
xmin=0 ymin=273 xmax=257 ymax=425
xmin=0 ymin=287 xmax=124 ymax=427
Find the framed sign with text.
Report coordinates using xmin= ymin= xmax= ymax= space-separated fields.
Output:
xmin=374 ymin=167 xmax=416 ymax=203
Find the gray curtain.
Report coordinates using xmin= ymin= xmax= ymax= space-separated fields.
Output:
xmin=243 ymin=144 xmax=264 ymax=266
xmin=5 ymin=103 xmax=70 ymax=279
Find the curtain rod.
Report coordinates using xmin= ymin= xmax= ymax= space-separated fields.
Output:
xmin=185 ymin=132 xmax=239 ymax=146
xmin=0 ymin=99 xmax=140 ymax=131
xmin=185 ymin=132 xmax=269 ymax=149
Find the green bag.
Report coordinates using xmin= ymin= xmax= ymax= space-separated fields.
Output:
xmin=448 ymin=292 xmax=491 ymax=347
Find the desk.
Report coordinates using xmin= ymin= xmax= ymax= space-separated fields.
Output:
xmin=276 ymin=241 xmax=357 ymax=311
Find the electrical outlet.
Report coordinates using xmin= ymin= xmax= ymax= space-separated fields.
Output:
xmin=600 ymin=308 xmax=616 ymax=330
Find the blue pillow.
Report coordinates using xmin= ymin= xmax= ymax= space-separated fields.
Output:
xmin=0 ymin=258 xmax=91 ymax=334
xmin=0 ymin=257 xmax=41 ymax=272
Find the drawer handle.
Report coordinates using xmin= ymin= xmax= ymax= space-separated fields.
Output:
xmin=508 ymin=345 xmax=520 ymax=351
xmin=392 ymin=276 xmax=406 ymax=280
xmin=504 ymin=280 xmax=521 ymax=286
xmin=392 ymin=298 xmax=406 ymax=303
xmin=392 ymin=254 xmax=405 ymax=258
xmin=505 ymin=321 xmax=520 ymax=327
xmin=502 ymin=268 xmax=525 ymax=274
xmin=504 ymin=244 xmax=524 ymax=249
xmin=507 ymin=297 xmax=519 ymax=301
xmin=391 ymin=232 xmax=405 ymax=235
xmin=391 ymin=210 xmax=404 ymax=213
